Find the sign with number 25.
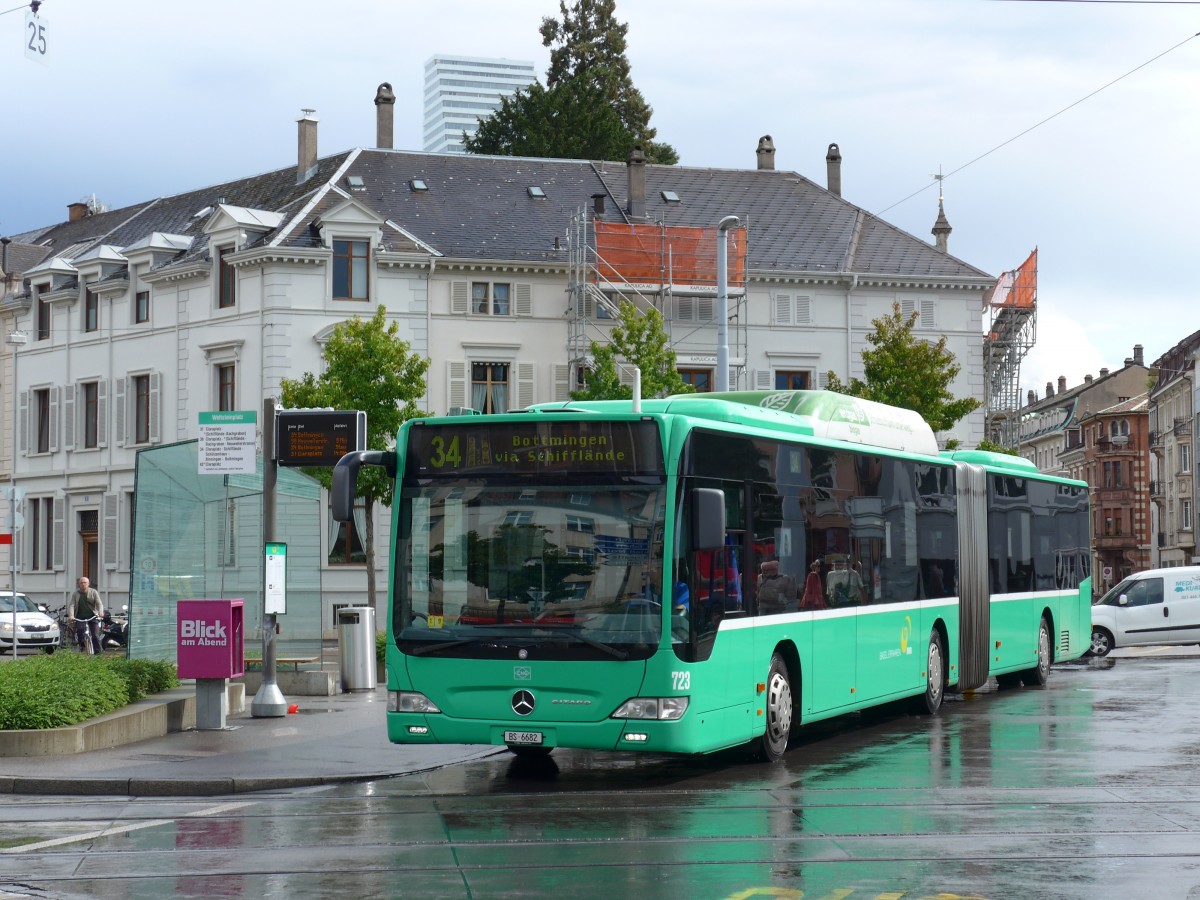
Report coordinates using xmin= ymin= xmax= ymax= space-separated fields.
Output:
xmin=25 ymin=9 xmax=48 ymax=66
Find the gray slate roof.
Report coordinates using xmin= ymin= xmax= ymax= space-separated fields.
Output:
xmin=4 ymin=148 xmax=992 ymax=283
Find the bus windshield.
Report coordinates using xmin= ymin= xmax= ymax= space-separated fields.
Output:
xmin=395 ymin=419 xmax=667 ymax=660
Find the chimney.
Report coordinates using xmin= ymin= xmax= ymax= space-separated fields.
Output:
xmin=297 ymin=109 xmax=318 ymax=185
xmin=374 ymin=82 xmax=395 ymax=149
xmin=1027 ymin=389 xmax=1036 ymax=406
xmin=1084 ymin=374 xmax=1093 ymax=385
xmin=1134 ymin=344 xmax=1144 ymax=366
xmin=756 ymin=135 xmax=776 ymax=171
xmin=1058 ymin=375 xmax=1067 ymax=394
xmin=626 ymin=145 xmax=645 ymax=219
xmin=1046 ymin=381 xmax=1054 ymax=398
xmin=932 ymin=199 xmax=952 ymax=254
xmin=1 ymin=237 xmax=10 ymax=291
xmin=68 ymin=201 xmax=88 ymax=222
xmin=1099 ymin=367 xmax=1109 ymax=377
xmin=826 ymin=142 xmax=842 ymax=196
xmin=591 ymin=193 xmax=606 ymax=217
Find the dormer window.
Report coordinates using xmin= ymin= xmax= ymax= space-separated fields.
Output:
xmin=333 ymin=240 xmax=369 ymax=301
xmin=218 ymin=247 xmax=236 ymax=309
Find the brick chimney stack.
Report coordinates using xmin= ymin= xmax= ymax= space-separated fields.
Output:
xmin=756 ymin=135 xmax=775 ymax=171
xmin=1058 ymin=375 xmax=1067 ymax=394
xmin=375 ymin=83 xmax=395 ymax=149
xmin=1134 ymin=344 xmax=1144 ymax=366
xmin=626 ymin=145 xmax=646 ymax=219
xmin=826 ymin=143 xmax=842 ymax=196
xmin=68 ymin=201 xmax=88 ymax=222
xmin=297 ymin=110 xmax=318 ymax=184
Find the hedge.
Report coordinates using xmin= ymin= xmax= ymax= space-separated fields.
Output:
xmin=0 ymin=653 xmax=179 ymax=730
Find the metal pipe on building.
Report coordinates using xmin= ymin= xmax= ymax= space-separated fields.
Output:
xmin=715 ymin=216 xmax=740 ymax=392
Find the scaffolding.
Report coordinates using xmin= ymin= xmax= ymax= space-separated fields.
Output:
xmin=983 ymin=248 xmax=1038 ymax=448
xmin=566 ymin=209 xmax=749 ymax=392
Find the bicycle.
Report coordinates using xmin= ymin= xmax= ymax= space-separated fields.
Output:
xmin=72 ymin=615 xmax=102 ymax=655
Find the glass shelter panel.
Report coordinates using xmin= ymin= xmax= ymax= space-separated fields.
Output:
xmin=130 ymin=441 xmax=323 ymax=663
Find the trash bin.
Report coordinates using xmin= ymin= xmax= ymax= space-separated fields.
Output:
xmin=337 ymin=606 xmax=377 ymax=692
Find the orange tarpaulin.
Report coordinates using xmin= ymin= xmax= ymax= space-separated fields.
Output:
xmin=989 ymin=248 xmax=1037 ymax=309
xmin=592 ymin=221 xmax=747 ymax=292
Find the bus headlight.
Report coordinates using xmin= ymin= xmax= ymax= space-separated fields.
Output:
xmin=611 ymin=697 xmax=689 ymax=720
xmin=389 ymin=691 xmax=441 ymax=714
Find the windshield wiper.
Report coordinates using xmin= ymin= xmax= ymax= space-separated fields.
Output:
xmin=528 ymin=623 xmax=630 ymax=660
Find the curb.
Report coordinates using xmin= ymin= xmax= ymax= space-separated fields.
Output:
xmin=0 ymin=771 xmax=403 ymax=797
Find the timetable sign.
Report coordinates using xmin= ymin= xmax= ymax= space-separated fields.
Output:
xmin=275 ymin=410 xmax=366 ymax=467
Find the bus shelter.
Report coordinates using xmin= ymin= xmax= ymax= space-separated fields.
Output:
xmin=129 ymin=440 xmax=322 ymax=664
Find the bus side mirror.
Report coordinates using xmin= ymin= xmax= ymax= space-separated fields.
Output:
xmin=332 ymin=451 xmax=397 ymax=522
xmin=692 ymin=488 xmax=726 ymax=550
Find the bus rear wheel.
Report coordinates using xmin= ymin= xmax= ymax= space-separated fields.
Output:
xmin=1020 ymin=616 xmax=1052 ymax=687
xmin=918 ymin=630 xmax=945 ymax=715
xmin=756 ymin=652 xmax=793 ymax=762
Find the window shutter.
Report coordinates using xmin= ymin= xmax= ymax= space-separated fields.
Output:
xmin=754 ymin=369 xmax=773 ymax=390
xmin=97 ymin=380 xmax=108 ymax=448
xmin=102 ymin=492 xmax=120 ymax=570
xmin=451 ymin=281 xmax=469 ymax=314
xmin=51 ymin=497 xmax=65 ymax=571
xmin=447 ymin=361 xmax=466 ymax=411
xmin=900 ymin=298 xmax=917 ymax=319
xmin=49 ymin=387 xmax=59 ymax=452
xmin=818 ymin=372 xmax=830 ymax=390
xmin=553 ymin=364 xmax=571 ymax=401
xmin=114 ymin=377 xmax=126 ymax=446
xmin=515 ymin=362 xmax=535 ymax=410
xmin=697 ymin=297 xmax=714 ymax=321
xmin=149 ymin=372 xmax=161 ymax=443
xmin=795 ymin=296 xmax=812 ymax=324
xmin=515 ymin=283 xmax=532 ymax=317
xmin=63 ymin=385 xmax=75 ymax=450
xmin=919 ymin=298 xmax=937 ymax=328
xmin=678 ymin=296 xmax=695 ymax=321
xmin=774 ymin=293 xmax=793 ymax=325
xmin=18 ymin=390 xmax=27 ymax=456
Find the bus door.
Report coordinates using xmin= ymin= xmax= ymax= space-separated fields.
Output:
xmin=808 ymin=555 xmax=859 ymax=714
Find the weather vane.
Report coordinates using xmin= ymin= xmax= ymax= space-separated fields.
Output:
xmin=931 ymin=165 xmax=945 ymax=204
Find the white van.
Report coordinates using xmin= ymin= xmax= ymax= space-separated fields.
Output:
xmin=1090 ymin=567 xmax=1200 ymax=657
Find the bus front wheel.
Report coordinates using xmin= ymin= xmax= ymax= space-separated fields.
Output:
xmin=756 ymin=652 xmax=793 ymax=762
xmin=919 ymin=630 xmax=945 ymax=715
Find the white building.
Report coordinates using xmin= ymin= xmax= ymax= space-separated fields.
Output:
xmin=423 ymin=55 xmax=537 ymax=154
xmin=1 ymin=97 xmax=996 ymax=630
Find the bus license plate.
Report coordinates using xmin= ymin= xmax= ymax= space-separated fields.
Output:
xmin=504 ymin=730 xmax=543 ymax=746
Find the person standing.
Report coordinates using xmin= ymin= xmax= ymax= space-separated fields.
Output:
xmin=68 ymin=576 xmax=105 ymax=655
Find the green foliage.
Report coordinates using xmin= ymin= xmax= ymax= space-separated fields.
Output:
xmin=376 ymin=629 xmax=387 ymax=663
xmin=540 ymin=0 xmax=677 ymax=163
xmin=0 ymin=654 xmax=178 ymax=730
xmin=465 ymin=75 xmax=635 ymax=161
xmin=571 ymin=302 xmax=694 ymax=401
xmin=975 ymin=439 xmax=1019 ymax=456
xmin=280 ymin=306 xmax=429 ymax=508
xmin=824 ymin=303 xmax=980 ymax=434
xmin=467 ymin=0 xmax=677 ymax=164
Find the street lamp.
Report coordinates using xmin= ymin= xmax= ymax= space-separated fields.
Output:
xmin=5 ymin=330 xmax=27 ymax=660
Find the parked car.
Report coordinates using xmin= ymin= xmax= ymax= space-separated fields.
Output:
xmin=1090 ymin=566 xmax=1200 ymax=657
xmin=0 ymin=591 xmax=61 ymax=654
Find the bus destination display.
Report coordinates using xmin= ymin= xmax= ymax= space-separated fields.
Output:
xmin=406 ymin=420 xmax=662 ymax=477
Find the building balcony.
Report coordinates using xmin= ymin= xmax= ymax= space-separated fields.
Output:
xmin=1149 ymin=430 xmax=1165 ymax=449
xmin=1095 ymin=534 xmax=1138 ymax=551
xmin=1174 ymin=418 xmax=1192 ymax=437
xmin=1178 ymin=531 xmax=1196 ymax=550
xmin=1150 ymin=480 xmax=1166 ymax=499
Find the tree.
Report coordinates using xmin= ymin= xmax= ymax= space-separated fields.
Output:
xmin=540 ymin=0 xmax=678 ymax=164
xmin=279 ymin=306 xmax=429 ymax=612
xmin=824 ymin=303 xmax=980 ymax=438
xmin=465 ymin=74 xmax=634 ymax=161
xmin=571 ymin=301 xmax=694 ymax=400
xmin=466 ymin=0 xmax=678 ymax=164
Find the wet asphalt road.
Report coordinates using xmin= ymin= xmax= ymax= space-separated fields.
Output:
xmin=4 ymin=650 xmax=1200 ymax=900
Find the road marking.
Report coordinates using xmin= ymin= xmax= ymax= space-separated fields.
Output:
xmin=0 ymin=800 xmax=254 ymax=854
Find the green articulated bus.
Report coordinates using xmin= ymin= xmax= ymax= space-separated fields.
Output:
xmin=332 ymin=390 xmax=1092 ymax=762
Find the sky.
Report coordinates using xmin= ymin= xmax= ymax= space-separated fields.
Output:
xmin=2 ymin=0 xmax=1197 ymax=403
